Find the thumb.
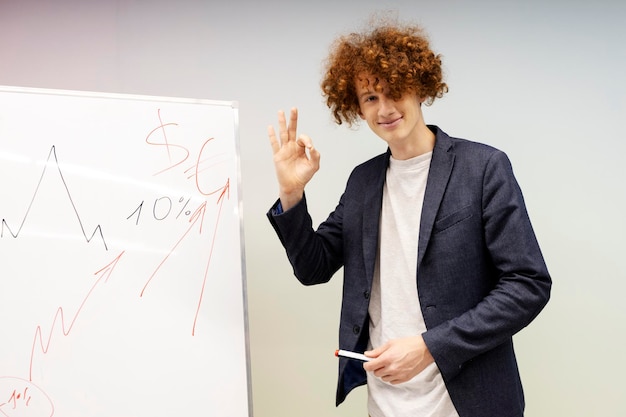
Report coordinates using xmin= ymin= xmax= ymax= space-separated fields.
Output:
xmin=364 ymin=344 xmax=386 ymax=359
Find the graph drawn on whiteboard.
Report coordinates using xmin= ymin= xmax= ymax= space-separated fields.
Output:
xmin=0 ymin=86 xmax=250 ymax=417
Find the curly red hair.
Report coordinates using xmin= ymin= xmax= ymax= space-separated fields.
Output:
xmin=321 ymin=23 xmax=448 ymax=126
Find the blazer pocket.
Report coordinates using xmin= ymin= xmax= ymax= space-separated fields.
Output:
xmin=433 ymin=204 xmax=473 ymax=234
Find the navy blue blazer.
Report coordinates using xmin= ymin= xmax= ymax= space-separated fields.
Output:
xmin=267 ymin=126 xmax=551 ymax=417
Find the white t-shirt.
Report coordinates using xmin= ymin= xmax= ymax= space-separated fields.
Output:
xmin=367 ymin=152 xmax=458 ymax=417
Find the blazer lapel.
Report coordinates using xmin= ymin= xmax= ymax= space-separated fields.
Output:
xmin=362 ymin=151 xmax=389 ymax=286
xmin=418 ymin=128 xmax=455 ymax=266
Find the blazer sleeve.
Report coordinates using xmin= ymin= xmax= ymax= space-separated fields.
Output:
xmin=266 ymin=194 xmax=345 ymax=286
xmin=422 ymin=149 xmax=552 ymax=381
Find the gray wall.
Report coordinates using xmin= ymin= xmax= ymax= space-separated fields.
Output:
xmin=1 ymin=0 xmax=624 ymax=416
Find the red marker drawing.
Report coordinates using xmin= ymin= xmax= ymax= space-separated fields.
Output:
xmin=334 ymin=349 xmax=371 ymax=362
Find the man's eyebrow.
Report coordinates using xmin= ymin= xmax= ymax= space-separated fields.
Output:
xmin=358 ymin=89 xmax=375 ymax=99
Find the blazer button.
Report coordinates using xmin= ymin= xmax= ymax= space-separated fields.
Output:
xmin=363 ymin=290 xmax=370 ymax=300
xmin=352 ymin=325 xmax=361 ymax=335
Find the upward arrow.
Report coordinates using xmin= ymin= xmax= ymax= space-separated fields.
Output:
xmin=28 ymin=251 xmax=124 ymax=381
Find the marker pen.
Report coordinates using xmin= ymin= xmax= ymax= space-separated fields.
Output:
xmin=334 ymin=349 xmax=371 ymax=362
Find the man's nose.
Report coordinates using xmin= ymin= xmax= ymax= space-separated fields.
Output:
xmin=378 ymin=97 xmax=395 ymax=116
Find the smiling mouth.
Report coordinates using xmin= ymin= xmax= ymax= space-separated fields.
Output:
xmin=378 ymin=117 xmax=402 ymax=128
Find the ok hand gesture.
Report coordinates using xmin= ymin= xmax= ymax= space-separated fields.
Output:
xmin=268 ymin=108 xmax=320 ymax=210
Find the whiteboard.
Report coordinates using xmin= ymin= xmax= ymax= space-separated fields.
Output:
xmin=0 ymin=86 xmax=250 ymax=416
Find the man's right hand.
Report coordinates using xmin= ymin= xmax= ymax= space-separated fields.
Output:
xmin=268 ymin=107 xmax=320 ymax=210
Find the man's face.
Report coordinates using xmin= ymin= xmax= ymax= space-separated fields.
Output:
xmin=356 ymin=74 xmax=426 ymax=155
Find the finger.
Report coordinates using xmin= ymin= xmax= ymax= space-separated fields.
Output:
xmin=363 ymin=362 xmax=377 ymax=372
xmin=374 ymin=368 xmax=389 ymax=380
xmin=296 ymin=133 xmax=314 ymax=149
xmin=267 ymin=125 xmax=280 ymax=154
xmin=365 ymin=344 xmax=386 ymax=358
xmin=388 ymin=377 xmax=404 ymax=385
xmin=363 ymin=357 xmax=384 ymax=372
xmin=287 ymin=107 xmax=298 ymax=142
xmin=277 ymin=110 xmax=289 ymax=144
xmin=364 ymin=348 xmax=379 ymax=357
xmin=297 ymin=134 xmax=321 ymax=169
xmin=309 ymin=146 xmax=320 ymax=170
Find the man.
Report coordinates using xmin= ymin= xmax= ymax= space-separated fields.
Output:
xmin=266 ymin=21 xmax=551 ymax=417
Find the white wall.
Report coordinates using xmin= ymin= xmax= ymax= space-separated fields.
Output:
xmin=1 ymin=0 xmax=624 ymax=416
